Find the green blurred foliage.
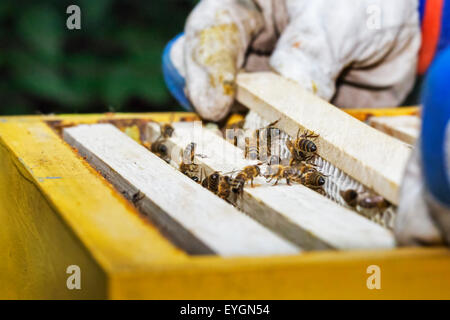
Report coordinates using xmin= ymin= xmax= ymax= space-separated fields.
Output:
xmin=0 ymin=0 xmax=197 ymax=115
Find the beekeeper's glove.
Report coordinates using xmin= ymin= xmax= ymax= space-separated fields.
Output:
xmin=163 ymin=0 xmax=421 ymax=121
xmin=395 ymin=48 xmax=450 ymax=246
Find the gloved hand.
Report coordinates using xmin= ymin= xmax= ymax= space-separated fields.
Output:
xmin=395 ymin=48 xmax=450 ymax=246
xmin=163 ymin=0 xmax=421 ymax=121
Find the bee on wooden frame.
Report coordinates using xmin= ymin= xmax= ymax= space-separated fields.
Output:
xmin=340 ymin=189 xmax=390 ymax=211
xmin=150 ymin=139 xmax=170 ymax=163
xmin=217 ymin=175 xmax=233 ymax=202
xmin=357 ymin=193 xmax=390 ymax=211
xmin=264 ymin=165 xmax=303 ymax=186
xmin=298 ymin=170 xmax=327 ymax=194
xmin=340 ymin=189 xmax=359 ymax=207
xmin=230 ymin=165 xmax=261 ymax=198
xmin=180 ymin=142 xmax=201 ymax=182
xmin=202 ymin=169 xmax=221 ymax=194
xmin=156 ymin=113 xmax=175 ymax=140
xmin=287 ymin=129 xmax=319 ymax=163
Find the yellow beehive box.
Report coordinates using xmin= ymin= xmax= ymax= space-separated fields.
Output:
xmin=1 ymin=110 xmax=449 ymax=300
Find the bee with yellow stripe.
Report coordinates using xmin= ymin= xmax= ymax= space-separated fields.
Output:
xmin=287 ymin=129 xmax=319 ymax=163
xmin=299 ymin=170 xmax=326 ymax=194
xmin=217 ymin=175 xmax=232 ymax=201
xmin=202 ymin=170 xmax=221 ymax=194
xmin=230 ymin=165 xmax=261 ymax=197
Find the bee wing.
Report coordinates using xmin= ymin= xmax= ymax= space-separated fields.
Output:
xmin=266 ymin=118 xmax=281 ymax=128
xmin=182 ymin=142 xmax=195 ymax=161
xmin=194 ymin=153 xmax=208 ymax=159
xmin=223 ymin=169 xmax=240 ymax=176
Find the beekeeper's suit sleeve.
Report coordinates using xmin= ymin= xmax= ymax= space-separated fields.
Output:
xmin=164 ymin=0 xmax=420 ymax=121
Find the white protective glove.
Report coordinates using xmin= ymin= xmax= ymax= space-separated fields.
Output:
xmin=173 ymin=0 xmax=421 ymax=121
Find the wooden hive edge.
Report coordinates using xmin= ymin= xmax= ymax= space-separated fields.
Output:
xmin=2 ymin=114 xmax=450 ymax=300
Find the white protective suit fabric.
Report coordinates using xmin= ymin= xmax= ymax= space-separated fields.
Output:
xmin=180 ymin=0 xmax=421 ymax=121
xmin=395 ymin=144 xmax=447 ymax=246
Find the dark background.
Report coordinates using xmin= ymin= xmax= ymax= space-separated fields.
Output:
xmin=0 ymin=0 xmax=197 ymax=115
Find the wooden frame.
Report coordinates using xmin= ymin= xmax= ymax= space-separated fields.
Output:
xmin=236 ymin=73 xmax=413 ymax=205
xmin=1 ymin=111 xmax=450 ymax=300
xmin=63 ymin=124 xmax=299 ymax=257
xmin=368 ymin=115 xmax=420 ymax=145
xmin=146 ymin=122 xmax=395 ymax=251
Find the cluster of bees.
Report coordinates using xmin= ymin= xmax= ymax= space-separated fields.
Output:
xmin=149 ymin=119 xmax=391 ymax=223
xmin=148 ymin=119 xmax=327 ymax=204
xmin=235 ymin=120 xmax=326 ymax=193
xmin=179 ymin=141 xmax=262 ymax=202
xmin=183 ymin=120 xmax=328 ymax=203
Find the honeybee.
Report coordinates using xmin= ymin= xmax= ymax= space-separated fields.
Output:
xmin=180 ymin=161 xmax=201 ymax=182
xmin=287 ymin=129 xmax=319 ymax=163
xmin=202 ymin=170 xmax=221 ymax=193
xmin=230 ymin=165 xmax=261 ymax=196
xmin=288 ymin=156 xmax=317 ymax=168
xmin=265 ymin=165 xmax=303 ymax=186
xmin=217 ymin=175 xmax=233 ymax=201
xmin=180 ymin=142 xmax=200 ymax=181
xmin=299 ymin=170 xmax=326 ymax=193
xmin=189 ymin=175 xmax=201 ymax=183
xmin=340 ymin=189 xmax=358 ymax=207
xmin=183 ymin=142 xmax=196 ymax=162
xmin=340 ymin=189 xmax=389 ymax=210
xmin=150 ymin=139 xmax=170 ymax=163
xmin=159 ymin=123 xmax=174 ymax=139
xmin=358 ymin=195 xmax=390 ymax=210
xmin=287 ymin=148 xmax=306 ymax=166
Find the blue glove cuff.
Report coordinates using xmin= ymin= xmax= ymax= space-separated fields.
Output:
xmin=162 ymin=33 xmax=192 ymax=110
xmin=419 ymin=0 xmax=426 ymax=23
xmin=421 ymin=47 xmax=450 ymax=206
